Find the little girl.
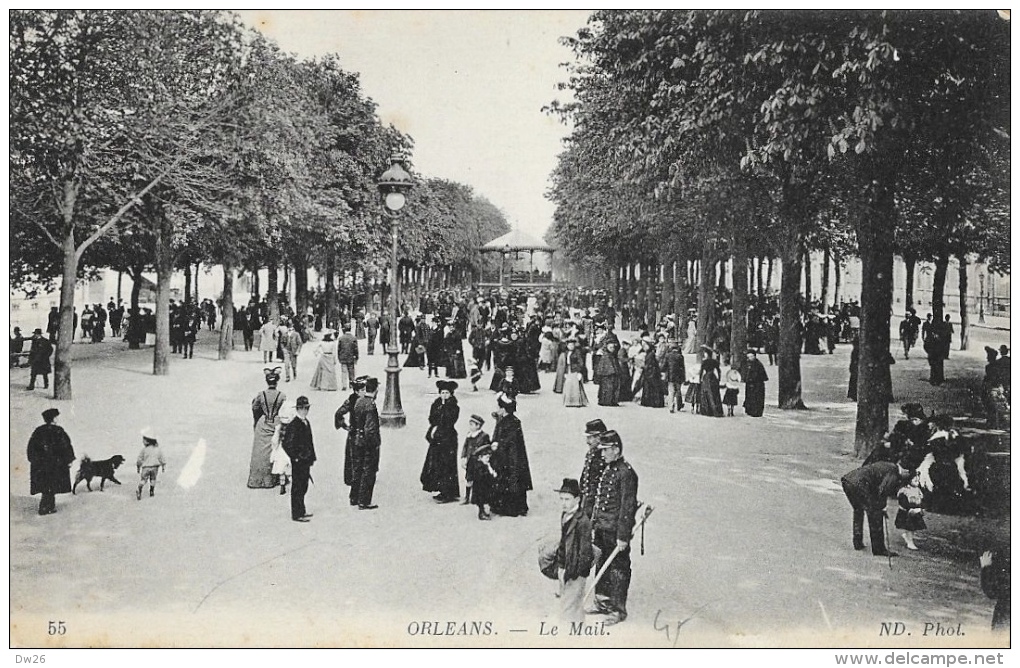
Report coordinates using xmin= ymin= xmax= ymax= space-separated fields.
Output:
xmin=271 ymin=403 xmax=295 ymax=495
xmin=895 ymin=478 xmax=926 ymax=550
xmin=723 ymin=365 xmax=742 ymax=417
xmin=684 ymin=369 xmax=701 ymax=414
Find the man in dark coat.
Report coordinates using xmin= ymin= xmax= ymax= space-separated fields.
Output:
xmin=282 ymin=396 xmax=316 ymax=522
xmin=335 ymin=376 xmax=366 ymax=495
xmin=840 ymin=460 xmax=913 ymax=556
xmin=379 ymin=312 xmax=393 ymax=352
xmin=741 ymin=349 xmax=769 ymax=417
xmin=350 ymin=377 xmax=382 ymax=509
xmin=589 ymin=430 xmax=638 ymax=625
xmin=336 ymin=326 xmax=359 ymax=391
xmin=365 ymin=312 xmax=379 ymax=355
xmin=10 ymin=327 xmax=25 ymax=368
xmin=663 ymin=340 xmax=686 ymax=413
xmin=27 ymin=328 xmax=54 ymax=391
xmin=27 ymin=408 xmax=76 ymax=515
xmin=398 ymin=313 xmax=415 ymax=354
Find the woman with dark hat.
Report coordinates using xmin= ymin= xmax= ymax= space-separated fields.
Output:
xmin=639 ymin=340 xmax=666 ymax=408
xmin=404 ymin=315 xmax=428 ymax=369
xmin=489 ymin=393 xmax=533 ymax=517
xmin=698 ymin=346 xmax=724 ymax=417
xmin=742 ymin=349 xmax=769 ymax=417
xmin=249 ymin=367 xmax=286 ymax=488
xmin=421 ymin=380 xmax=461 ymax=503
xmin=27 ymin=408 xmax=75 ymax=515
xmin=595 ymin=339 xmax=621 ymax=406
xmin=444 ymin=320 xmax=468 ymax=379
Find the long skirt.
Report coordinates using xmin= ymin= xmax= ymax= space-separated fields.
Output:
xmin=248 ymin=417 xmax=277 ymax=488
xmin=446 ymin=346 xmax=468 ymax=379
xmin=684 ymin=382 xmax=701 ymax=407
xmin=699 ymin=378 xmax=724 ymax=417
xmin=309 ymin=352 xmax=339 ymax=391
xmin=597 ymin=375 xmax=620 ymax=406
xmin=563 ymin=373 xmax=589 ymax=407
xmin=420 ymin=433 xmax=460 ymax=499
xmin=618 ymin=365 xmax=634 ymax=402
xmin=405 ymin=344 xmax=426 ymax=368
xmin=743 ymin=382 xmax=765 ymax=417
xmin=517 ymin=360 xmax=541 ymax=393
xmin=640 ymin=374 xmax=666 ymax=408
xmin=553 ymin=354 xmax=567 ymax=394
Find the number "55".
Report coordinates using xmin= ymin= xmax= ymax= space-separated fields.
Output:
xmin=47 ymin=621 xmax=66 ymax=636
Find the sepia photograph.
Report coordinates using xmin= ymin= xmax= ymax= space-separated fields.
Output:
xmin=8 ymin=8 xmax=1012 ymax=660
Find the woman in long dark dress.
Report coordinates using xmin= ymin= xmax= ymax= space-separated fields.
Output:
xmin=616 ymin=343 xmax=634 ymax=402
xmin=489 ymin=394 xmax=532 ymax=517
xmin=595 ymin=340 xmax=621 ymax=406
xmin=426 ymin=320 xmax=446 ymax=378
xmin=742 ymin=350 xmax=769 ymax=417
xmin=640 ymin=345 xmax=666 ymax=408
xmin=445 ymin=323 xmax=468 ymax=379
xmin=552 ymin=340 xmax=568 ymax=394
xmin=698 ymin=347 xmax=724 ymax=417
xmin=420 ymin=380 xmax=461 ymax=502
xmin=489 ymin=333 xmax=512 ymax=391
xmin=514 ymin=331 xmax=541 ymax=394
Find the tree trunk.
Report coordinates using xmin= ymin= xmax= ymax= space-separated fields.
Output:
xmin=821 ymin=249 xmax=831 ymax=314
xmin=282 ymin=260 xmax=290 ymax=302
xmin=646 ymin=261 xmax=658 ymax=327
xmin=833 ymin=253 xmax=842 ymax=307
xmin=730 ymin=239 xmax=749 ymax=364
xmin=717 ymin=259 xmax=726 ymax=289
xmin=675 ymin=256 xmax=689 ymax=342
xmin=253 ymin=267 xmax=260 ymax=300
xmin=778 ymin=245 xmax=806 ymax=409
xmin=153 ymin=217 xmax=173 ymax=376
xmin=127 ymin=265 xmax=143 ymax=349
xmin=957 ymin=253 xmax=969 ymax=351
xmin=697 ymin=245 xmax=716 ymax=365
xmin=766 ymin=256 xmax=775 ymax=293
xmin=195 ymin=262 xmax=200 ymax=302
xmin=218 ymin=262 xmax=234 ymax=360
xmin=803 ymin=249 xmax=813 ymax=306
xmin=294 ymin=254 xmax=309 ymax=325
xmin=117 ymin=271 xmax=123 ymax=303
xmin=183 ymin=263 xmax=192 ymax=304
xmin=929 ymin=253 xmax=950 ymax=385
xmin=53 ymin=230 xmax=79 ymax=400
xmin=268 ymin=257 xmax=280 ymax=324
xmin=903 ymin=252 xmax=916 ymax=312
xmin=663 ymin=259 xmax=675 ymax=322
xmin=853 ymin=180 xmax=895 ymax=458
xmin=325 ymin=247 xmax=338 ymax=330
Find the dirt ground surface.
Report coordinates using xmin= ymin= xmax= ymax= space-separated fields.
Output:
xmin=8 ymin=323 xmax=1011 ymax=649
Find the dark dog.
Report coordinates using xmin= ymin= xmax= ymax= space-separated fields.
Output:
xmin=73 ymin=455 xmax=126 ymax=493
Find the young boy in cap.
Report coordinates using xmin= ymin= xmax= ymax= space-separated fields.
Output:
xmin=461 ymin=414 xmax=493 ymax=517
xmin=136 ymin=428 xmax=167 ymax=500
xmin=553 ymin=478 xmax=594 ymax=623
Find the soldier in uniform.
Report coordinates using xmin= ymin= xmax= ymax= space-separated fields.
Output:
xmin=579 ymin=419 xmax=608 ymax=517
xmin=350 ymin=377 xmax=382 ymax=510
xmin=27 ymin=408 xmax=76 ymax=515
xmin=335 ymin=376 xmax=367 ymax=501
xmin=589 ymin=430 xmax=638 ymax=625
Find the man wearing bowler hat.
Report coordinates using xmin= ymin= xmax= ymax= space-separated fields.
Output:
xmin=589 ymin=430 xmax=638 ymax=625
xmin=579 ymin=419 xmax=608 ymax=517
xmin=554 ymin=478 xmax=594 ymax=623
xmin=27 ymin=328 xmax=53 ymax=391
xmin=282 ymin=396 xmax=316 ymax=522
xmin=27 ymin=408 xmax=76 ymax=515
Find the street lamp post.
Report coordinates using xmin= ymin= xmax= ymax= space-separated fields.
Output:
xmin=377 ymin=154 xmax=413 ymax=428
xmin=979 ymin=272 xmax=986 ymax=324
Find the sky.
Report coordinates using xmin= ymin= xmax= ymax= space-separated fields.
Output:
xmin=235 ymin=10 xmax=592 ymax=243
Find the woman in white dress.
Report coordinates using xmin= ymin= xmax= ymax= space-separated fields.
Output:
xmin=309 ymin=331 xmax=339 ymax=391
xmin=259 ymin=319 xmax=279 ymax=364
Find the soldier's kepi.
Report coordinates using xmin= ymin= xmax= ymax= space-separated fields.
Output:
xmin=586 ymin=430 xmax=638 ymax=626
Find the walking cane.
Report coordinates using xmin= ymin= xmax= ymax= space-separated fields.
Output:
xmin=584 ymin=504 xmax=654 ymax=603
